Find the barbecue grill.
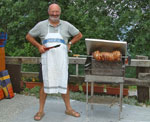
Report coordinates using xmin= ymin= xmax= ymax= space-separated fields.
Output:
xmin=84 ymin=38 xmax=129 ymax=119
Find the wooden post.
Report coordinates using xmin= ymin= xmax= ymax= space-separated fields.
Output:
xmin=6 ymin=64 xmax=21 ymax=93
xmin=136 ymin=55 xmax=150 ymax=102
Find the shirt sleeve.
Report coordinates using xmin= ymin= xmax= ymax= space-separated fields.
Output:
xmin=68 ymin=22 xmax=80 ymax=36
xmin=28 ymin=23 xmax=41 ymax=37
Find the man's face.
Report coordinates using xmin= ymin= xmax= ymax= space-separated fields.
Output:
xmin=48 ymin=5 xmax=61 ymax=22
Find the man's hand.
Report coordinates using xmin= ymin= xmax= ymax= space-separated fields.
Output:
xmin=67 ymin=32 xmax=82 ymax=51
xmin=67 ymin=43 xmax=71 ymax=51
xmin=38 ymin=45 xmax=46 ymax=54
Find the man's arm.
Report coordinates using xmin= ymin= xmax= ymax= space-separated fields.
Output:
xmin=68 ymin=32 xmax=82 ymax=50
xmin=70 ymin=32 xmax=82 ymax=44
xmin=26 ymin=34 xmax=46 ymax=53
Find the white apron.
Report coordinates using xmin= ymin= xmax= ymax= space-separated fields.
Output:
xmin=41 ymin=25 xmax=68 ymax=94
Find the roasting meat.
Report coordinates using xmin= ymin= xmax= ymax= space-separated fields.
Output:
xmin=92 ymin=50 xmax=121 ymax=61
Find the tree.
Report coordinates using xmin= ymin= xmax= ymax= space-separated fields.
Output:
xmin=0 ymin=0 xmax=48 ymax=56
xmin=110 ymin=0 xmax=150 ymax=57
xmin=0 ymin=0 xmax=149 ymax=57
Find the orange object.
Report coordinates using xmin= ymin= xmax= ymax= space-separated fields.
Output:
xmin=73 ymin=54 xmax=80 ymax=57
xmin=5 ymin=84 xmax=15 ymax=98
xmin=106 ymin=87 xmax=128 ymax=96
xmin=0 ymin=47 xmax=6 ymax=72
xmin=0 ymin=70 xmax=15 ymax=99
xmin=125 ymin=58 xmax=128 ymax=64
xmin=0 ymin=86 xmax=4 ymax=100
xmin=25 ymin=82 xmax=42 ymax=89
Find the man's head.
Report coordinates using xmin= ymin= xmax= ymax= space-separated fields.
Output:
xmin=48 ymin=3 xmax=61 ymax=22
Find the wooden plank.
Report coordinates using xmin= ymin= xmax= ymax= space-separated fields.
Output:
xmin=5 ymin=56 xmax=150 ymax=67
xmin=124 ymin=78 xmax=150 ymax=86
xmin=85 ymin=75 xmax=124 ymax=83
xmin=128 ymin=59 xmax=150 ymax=67
xmin=138 ymin=73 xmax=150 ymax=80
xmin=21 ymin=71 xmax=39 ymax=78
xmin=136 ymin=55 xmax=150 ymax=102
xmin=6 ymin=56 xmax=86 ymax=65
xmin=6 ymin=64 xmax=21 ymax=93
xmin=21 ymin=57 xmax=41 ymax=64
xmin=5 ymin=57 xmax=22 ymax=64
xmin=135 ymin=55 xmax=148 ymax=60
xmin=88 ymin=96 xmax=119 ymax=104
xmin=69 ymin=57 xmax=86 ymax=64
xmin=6 ymin=56 xmax=41 ymax=64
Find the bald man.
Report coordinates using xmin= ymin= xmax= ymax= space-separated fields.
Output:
xmin=26 ymin=3 xmax=82 ymax=121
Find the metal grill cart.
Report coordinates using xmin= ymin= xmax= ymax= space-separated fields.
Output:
xmin=84 ymin=38 xmax=128 ymax=119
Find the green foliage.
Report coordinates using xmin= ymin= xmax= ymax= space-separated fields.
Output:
xmin=69 ymin=91 xmax=86 ymax=102
xmin=7 ymin=42 xmax=40 ymax=56
xmin=69 ymin=64 xmax=76 ymax=75
xmin=145 ymin=100 xmax=150 ymax=107
xmin=0 ymin=0 xmax=149 ymax=58
xmin=125 ymin=67 xmax=136 ymax=78
xmin=0 ymin=0 xmax=48 ymax=56
xmin=123 ymin=96 xmax=140 ymax=106
xmin=129 ymin=86 xmax=137 ymax=90
xmin=22 ymin=64 xmax=40 ymax=72
xmin=112 ymin=0 xmax=150 ymax=57
xmin=68 ymin=64 xmax=85 ymax=76
xmin=21 ymin=86 xmax=40 ymax=98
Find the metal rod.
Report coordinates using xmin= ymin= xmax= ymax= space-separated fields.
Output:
xmin=91 ymin=82 xmax=94 ymax=110
xmin=73 ymin=54 xmax=128 ymax=59
xmin=86 ymin=81 xmax=89 ymax=117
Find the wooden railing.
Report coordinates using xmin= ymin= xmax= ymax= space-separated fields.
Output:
xmin=6 ymin=56 xmax=86 ymax=83
xmin=5 ymin=56 xmax=150 ymax=85
xmin=5 ymin=56 xmax=150 ymax=102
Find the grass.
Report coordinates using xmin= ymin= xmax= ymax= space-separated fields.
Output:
xmin=21 ymin=86 xmax=41 ymax=98
xmin=123 ymin=96 xmax=140 ymax=106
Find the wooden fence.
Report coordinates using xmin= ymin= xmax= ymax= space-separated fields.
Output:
xmin=5 ymin=56 xmax=150 ymax=102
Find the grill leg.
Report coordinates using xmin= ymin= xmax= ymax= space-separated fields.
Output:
xmin=119 ymin=83 xmax=123 ymax=119
xmin=86 ymin=81 xmax=89 ymax=117
xmin=91 ymin=82 xmax=94 ymax=110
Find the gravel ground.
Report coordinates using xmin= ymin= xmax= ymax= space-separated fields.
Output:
xmin=1 ymin=93 xmax=150 ymax=122
xmin=0 ymin=94 xmax=38 ymax=122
